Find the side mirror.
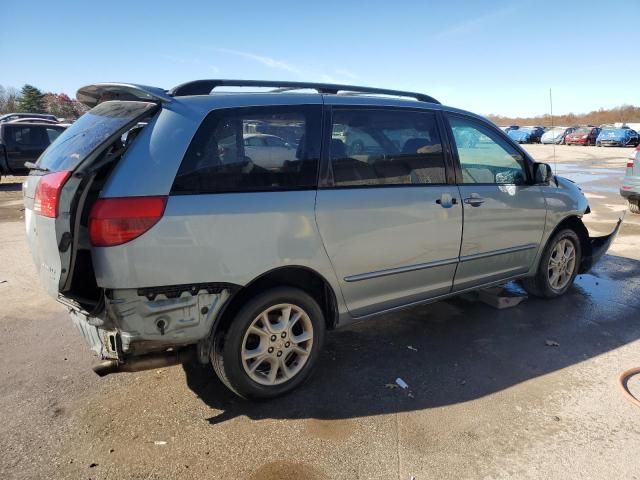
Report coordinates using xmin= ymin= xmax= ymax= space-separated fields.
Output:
xmin=533 ymin=162 xmax=553 ymax=184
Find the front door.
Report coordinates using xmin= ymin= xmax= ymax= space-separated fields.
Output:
xmin=315 ymin=107 xmax=462 ymax=317
xmin=445 ymin=114 xmax=547 ymax=291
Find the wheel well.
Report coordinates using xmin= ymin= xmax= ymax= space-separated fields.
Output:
xmin=550 ymin=215 xmax=591 ymax=259
xmin=213 ymin=266 xmax=339 ymax=338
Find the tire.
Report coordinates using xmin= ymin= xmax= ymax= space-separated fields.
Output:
xmin=211 ymin=287 xmax=325 ymax=400
xmin=629 ymin=200 xmax=640 ymax=215
xmin=596 ymin=142 xmax=601 ymax=147
xmin=521 ymin=228 xmax=582 ymax=298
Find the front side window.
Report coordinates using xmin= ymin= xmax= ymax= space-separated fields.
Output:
xmin=330 ymin=109 xmax=446 ymax=187
xmin=45 ymin=127 xmax=64 ymax=143
xmin=173 ymin=105 xmax=321 ymax=194
xmin=448 ymin=115 xmax=527 ymax=185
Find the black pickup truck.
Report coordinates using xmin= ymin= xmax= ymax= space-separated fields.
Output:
xmin=0 ymin=122 xmax=67 ymax=177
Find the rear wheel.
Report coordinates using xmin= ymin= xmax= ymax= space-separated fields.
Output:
xmin=629 ymin=200 xmax=640 ymax=214
xmin=521 ymin=228 xmax=581 ymax=298
xmin=211 ymin=287 xmax=325 ymax=399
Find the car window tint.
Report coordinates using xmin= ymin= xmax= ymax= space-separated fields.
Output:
xmin=173 ymin=105 xmax=321 ymax=194
xmin=45 ymin=127 xmax=63 ymax=143
xmin=264 ymin=136 xmax=286 ymax=147
xmin=11 ymin=127 xmax=38 ymax=145
xmin=245 ymin=136 xmax=264 ymax=147
xmin=330 ymin=109 xmax=446 ymax=187
xmin=448 ymin=115 xmax=527 ymax=185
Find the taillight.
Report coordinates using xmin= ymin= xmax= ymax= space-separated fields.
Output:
xmin=89 ymin=196 xmax=167 ymax=247
xmin=628 ymin=161 xmax=635 ymax=168
xmin=33 ymin=171 xmax=72 ymax=218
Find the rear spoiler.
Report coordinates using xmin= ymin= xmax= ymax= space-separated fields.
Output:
xmin=76 ymin=83 xmax=173 ymax=108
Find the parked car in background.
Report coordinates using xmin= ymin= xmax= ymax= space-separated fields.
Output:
xmin=597 ymin=128 xmax=640 ymax=147
xmin=526 ymin=126 xmax=545 ymax=143
xmin=541 ymin=126 xmax=576 ymax=144
xmin=0 ymin=112 xmax=59 ymax=123
xmin=0 ymin=121 xmax=67 ymax=178
xmin=243 ymin=133 xmax=298 ymax=169
xmin=7 ymin=118 xmax=61 ymax=125
xmin=507 ymin=126 xmax=543 ymax=144
xmin=621 ymin=145 xmax=640 ymax=213
xmin=565 ymin=127 xmax=601 ymax=146
xmin=23 ymin=79 xmax=620 ymax=400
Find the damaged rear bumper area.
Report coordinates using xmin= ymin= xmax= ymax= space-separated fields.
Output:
xmin=580 ymin=217 xmax=623 ymax=273
xmin=65 ymin=283 xmax=236 ymax=376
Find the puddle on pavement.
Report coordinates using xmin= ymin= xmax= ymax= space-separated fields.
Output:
xmin=304 ymin=418 xmax=355 ymax=441
xmin=554 ymin=164 xmax=624 ymax=193
xmin=249 ymin=461 xmax=325 ymax=480
xmin=573 ymin=273 xmax=636 ymax=308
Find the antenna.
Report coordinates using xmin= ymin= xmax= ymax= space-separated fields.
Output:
xmin=549 ymin=87 xmax=557 ymax=175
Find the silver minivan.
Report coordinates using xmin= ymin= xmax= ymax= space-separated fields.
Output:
xmin=23 ymin=80 xmax=620 ymax=399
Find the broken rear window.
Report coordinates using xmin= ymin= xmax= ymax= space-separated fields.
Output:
xmin=36 ymin=101 xmax=157 ymax=172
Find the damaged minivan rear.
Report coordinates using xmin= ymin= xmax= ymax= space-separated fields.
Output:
xmin=24 ymin=80 xmax=621 ymax=400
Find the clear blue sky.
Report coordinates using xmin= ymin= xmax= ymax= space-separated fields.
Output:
xmin=2 ymin=0 xmax=637 ymax=117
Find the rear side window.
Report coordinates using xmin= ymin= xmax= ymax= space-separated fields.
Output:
xmin=329 ymin=109 xmax=446 ymax=187
xmin=9 ymin=126 xmax=39 ymax=145
xmin=172 ymin=105 xmax=321 ymax=194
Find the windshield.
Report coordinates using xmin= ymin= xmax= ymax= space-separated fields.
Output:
xmin=36 ymin=101 xmax=157 ymax=171
xmin=575 ymin=127 xmax=591 ymax=134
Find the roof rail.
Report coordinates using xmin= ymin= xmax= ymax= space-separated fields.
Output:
xmin=168 ymin=79 xmax=440 ymax=104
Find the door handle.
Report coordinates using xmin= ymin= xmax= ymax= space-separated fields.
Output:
xmin=463 ymin=195 xmax=485 ymax=206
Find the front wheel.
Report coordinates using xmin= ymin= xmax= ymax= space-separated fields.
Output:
xmin=211 ymin=287 xmax=325 ymax=399
xmin=521 ymin=229 xmax=582 ymax=298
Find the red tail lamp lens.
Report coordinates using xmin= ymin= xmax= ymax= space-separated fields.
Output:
xmin=89 ymin=196 xmax=167 ymax=247
xmin=33 ymin=171 xmax=72 ymax=218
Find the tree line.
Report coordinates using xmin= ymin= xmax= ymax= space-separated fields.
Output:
xmin=487 ymin=104 xmax=640 ymax=127
xmin=0 ymin=84 xmax=88 ymax=119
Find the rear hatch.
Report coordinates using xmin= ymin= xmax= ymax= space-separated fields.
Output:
xmin=24 ymin=100 xmax=158 ymax=304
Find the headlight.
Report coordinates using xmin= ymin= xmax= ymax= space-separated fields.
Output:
xmin=581 ymin=135 xmax=588 ymax=139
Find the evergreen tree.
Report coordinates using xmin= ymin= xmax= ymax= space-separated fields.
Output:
xmin=17 ymin=84 xmax=45 ymax=113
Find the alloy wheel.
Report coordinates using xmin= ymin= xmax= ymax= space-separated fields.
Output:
xmin=547 ymin=238 xmax=577 ymax=290
xmin=240 ymin=303 xmax=314 ymax=386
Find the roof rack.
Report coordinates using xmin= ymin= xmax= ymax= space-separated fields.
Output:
xmin=168 ymin=79 xmax=440 ymax=104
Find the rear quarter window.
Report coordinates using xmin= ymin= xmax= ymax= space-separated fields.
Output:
xmin=172 ymin=105 xmax=322 ymax=194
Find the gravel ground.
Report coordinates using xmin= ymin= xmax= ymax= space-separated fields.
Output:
xmin=1 ymin=144 xmax=639 ymax=479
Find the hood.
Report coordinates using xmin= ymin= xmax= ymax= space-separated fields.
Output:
xmin=555 ymin=176 xmax=589 ymax=209
xmin=508 ymin=129 xmax=530 ymax=140
xmin=597 ymin=129 xmax=629 ymax=141
xmin=542 ymin=130 xmax=564 ymax=140
xmin=566 ymin=131 xmax=589 ymax=139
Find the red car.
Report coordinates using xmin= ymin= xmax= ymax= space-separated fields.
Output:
xmin=565 ymin=126 xmax=601 ymax=146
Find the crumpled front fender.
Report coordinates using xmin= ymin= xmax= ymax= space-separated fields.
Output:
xmin=580 ymin=217 xmax=624 ymax=273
